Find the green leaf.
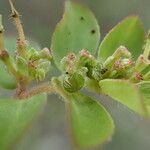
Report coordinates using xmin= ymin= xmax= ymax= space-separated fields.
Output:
xmin=99 ymin=79 xmax=147 ymax=117
xmin=0 ymin=93 xmax=47 ymax=150
xmin=66 ymin=92 xmax=114 ymax=149
xmin=51 ymin=1 xmax=100 ymax=70
xmin=98 ymin=16 xmax=144 ymax=61
xmin=137 ymin=81 xmax=150 ymax=116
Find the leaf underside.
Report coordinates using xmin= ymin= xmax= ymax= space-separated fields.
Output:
xmin=51 ymin=1 xmax=100 ymax=70
xmin=0 ymin=93 xmax=47 ymax=150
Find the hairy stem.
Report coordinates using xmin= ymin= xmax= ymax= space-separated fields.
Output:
xmin=0 ymin=50 xmax=19 ymax=78
xmin=9 ymin=0 xmax=27 ymax=57
xmin=51 ymin=77 xmax=71 ymax=101
xmin=9 ymin=0 xmax=25 ymax=41
xmin=15 ymin=78 xmax=29 ymax=99
xmin=27 ymin=83 xmax=55 ymax=97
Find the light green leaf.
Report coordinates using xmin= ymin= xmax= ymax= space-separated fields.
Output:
xmin=0 ymin=93 xmax=47 ymax=150
xmin=137 ymin=81 xmax=150 ymax=116
xmin=51 ymin=1 xmax=100 ymax=70
xmin=99 ymin=79 xmax=147 ymax=117
xmin=66 ymin=92 xmax=114 ymax=149
xmin=98 ymin=16 xmax=144 ymax=61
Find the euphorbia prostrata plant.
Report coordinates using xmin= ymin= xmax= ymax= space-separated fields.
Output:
xmin=0 ymin=0 xmax=150 ymax=149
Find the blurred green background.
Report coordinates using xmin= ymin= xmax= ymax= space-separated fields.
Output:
xmin=0 ymin=0 xmax=150 ymax=150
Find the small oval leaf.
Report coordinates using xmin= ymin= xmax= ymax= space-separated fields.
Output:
xmin=66 ymin=92 xmax=114 ymax=149
xmin=98 ymin=16 xmax=144 ymax=61
xmin=99 ymin=79 xmax=147 ymax=117
xmin=0 ymin=93 xmax=47 ymax=150
xmin=51 ymin=1 xmax=100 ymax=70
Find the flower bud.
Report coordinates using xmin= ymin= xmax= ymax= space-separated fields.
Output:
xmin=35 ymin=68 xmax=45 ymax=82
xmin=38 ymin=60 xmax=51 ymax=73
xmin=63 ymin=73 xmax=85 ymax=93
xmin=135 ymin=55 xmax=150 ymax=72
xmin=114 ymin=58 xmax=134 ymax=71
xmin=104 ymin=46 xmax=131 ymax=70
xmin=113 ymin=46 xmax=131 ymax=58
xmin=28 ymin=48 xmax=39 ymax=60
xmin=103 ymin=56 xmax=115 ymax=69
xmin=39 ymin=48 xmax=52 ymax=60
xmin=76 ymin=49 xmax=95 ymax=69
xmin=16 ymin=56 xmax=28 ymax=76
xmin=60 ymin=53 xmax=76 ymax=72
xmin=131 ymin=72 xmax=143 ymax=82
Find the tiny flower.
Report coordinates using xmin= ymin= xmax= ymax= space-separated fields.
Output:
xmin=135 ymin=72 xmax=143 ymax=81
xmin=39 ymin=47 xmax=52 ymax=60
xmin=135 ymin=54 xmax=150 ymax=72
xmin=80 ymin=49 xmax=93 ymax=58
xmin=67 ymin=53 xmax=76 ymax=62
xmin=113 ymin=46 xmax=131 ymax=59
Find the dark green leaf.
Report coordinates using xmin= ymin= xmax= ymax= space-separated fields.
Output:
xmin=99 ymin=79 xmax=147 ymax=117
xmin=0 ymin=93 xmax=47 ymax=150
xmin=66 ymin=92 xmax=114 ymax=148
xmin=51 ymin=1 xmax=100 ymax=70
xmin=98 ymin=16 xmax=144 ymax=61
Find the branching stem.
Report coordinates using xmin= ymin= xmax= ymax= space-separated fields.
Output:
xmin=9 ymin=0 xmax=25 ymax=42
xmin=9 ymin=0 xmax=27 ymax=57
xmin=20 ymin=82 xmax=54 ymax=99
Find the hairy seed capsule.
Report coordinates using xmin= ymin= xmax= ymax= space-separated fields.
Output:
xmin=28 ymin=48 xmax=39 ymax=60
xmin=39 ymin=48 xmax=52 ymax=60
xmin=35 ymin=68 xmax=45 ymax=82
xmin=16 ymin=56 xmax=28 ymax=76
xmin=38 ymin=60 xmax=51 ymax=73
xmin=63 ymin=73 xmax=85 ymax=93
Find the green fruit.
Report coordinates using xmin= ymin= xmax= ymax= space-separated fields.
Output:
xmin=63 ymin=73 xmax=85 ymax=93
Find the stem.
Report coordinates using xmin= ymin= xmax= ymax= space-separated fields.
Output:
xmin=0 ymin=15 xmax=19 ymax=79
xmin=85 ymin=78 xmax=101 ymax=94
xmin=0 ymin=14 xmax=4 ymax=51
xmin=15 ymin=78 xmax=29 ymax=99
xmin=9 ymin=0 xmax=27 ymax=57
xmin=143 ymin=31 xmax=150 ymax=58
xmin=51 ymin=77 xmax=71 ymax=101
xmin=27 ymin=82 xmax=54 ymax=98
xmin=0 ymin=50 xmax=19 ymax=78
xmin=0 ymin=14 xmax=21 ymax=80
xmin=9 ymin=0 xmax=25 ymax=41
